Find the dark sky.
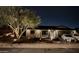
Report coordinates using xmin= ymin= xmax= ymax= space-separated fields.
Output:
xmin=25 ymin=6 xmax=79 ymax=28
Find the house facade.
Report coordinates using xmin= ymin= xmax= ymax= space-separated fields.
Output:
xmin=25 ymin=26 xmax=75 ymax=40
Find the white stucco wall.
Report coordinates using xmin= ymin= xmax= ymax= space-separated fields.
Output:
xmin=49 ymin=30 xmax=59 ymax=40
xmin=26 ymin=29 xmax=31 ymax=39
xmin=35 ymin=30 xmax=41 ymax=38
xmin=26 ymin=29 xmax=60 ymax=40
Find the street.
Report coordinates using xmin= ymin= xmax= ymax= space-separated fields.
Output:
xmin=0 ymin=48 xmax=79 ymax=53
xmin=0 ymin=42 xmax=78 ymax=52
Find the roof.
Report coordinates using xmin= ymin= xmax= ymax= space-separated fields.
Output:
xmin=0 ymin=25 xmax=75 ymax=30
xmin=30 ymin=26 xmax=74 ymax=30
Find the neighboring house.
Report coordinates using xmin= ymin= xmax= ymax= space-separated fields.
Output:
xmin=74 ymin=28 xmax=79 ymax=35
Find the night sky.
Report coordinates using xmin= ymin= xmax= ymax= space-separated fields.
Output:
xmin=25 ymin=6 xmax=79 ymax=28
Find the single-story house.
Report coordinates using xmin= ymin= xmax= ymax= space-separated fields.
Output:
xmin=25 ymin=26 xmax=75 ymax=40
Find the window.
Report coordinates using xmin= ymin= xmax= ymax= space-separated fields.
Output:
xmin=42 ymin=31 xmax=48 ymax=35
xmin=65 ymin=35 xmax=72 ymax=37
xmin=31 ymin=30 xmax=35 ymax=34
xmin=74 ymin=34 xmax=79 ymax=36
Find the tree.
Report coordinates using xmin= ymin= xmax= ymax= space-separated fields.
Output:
xmin=0 ymin=6 xmax=41 ymax=42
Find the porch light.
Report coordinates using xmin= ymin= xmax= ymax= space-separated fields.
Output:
xmin=48 ymin=29 xmax=51 ymax=32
